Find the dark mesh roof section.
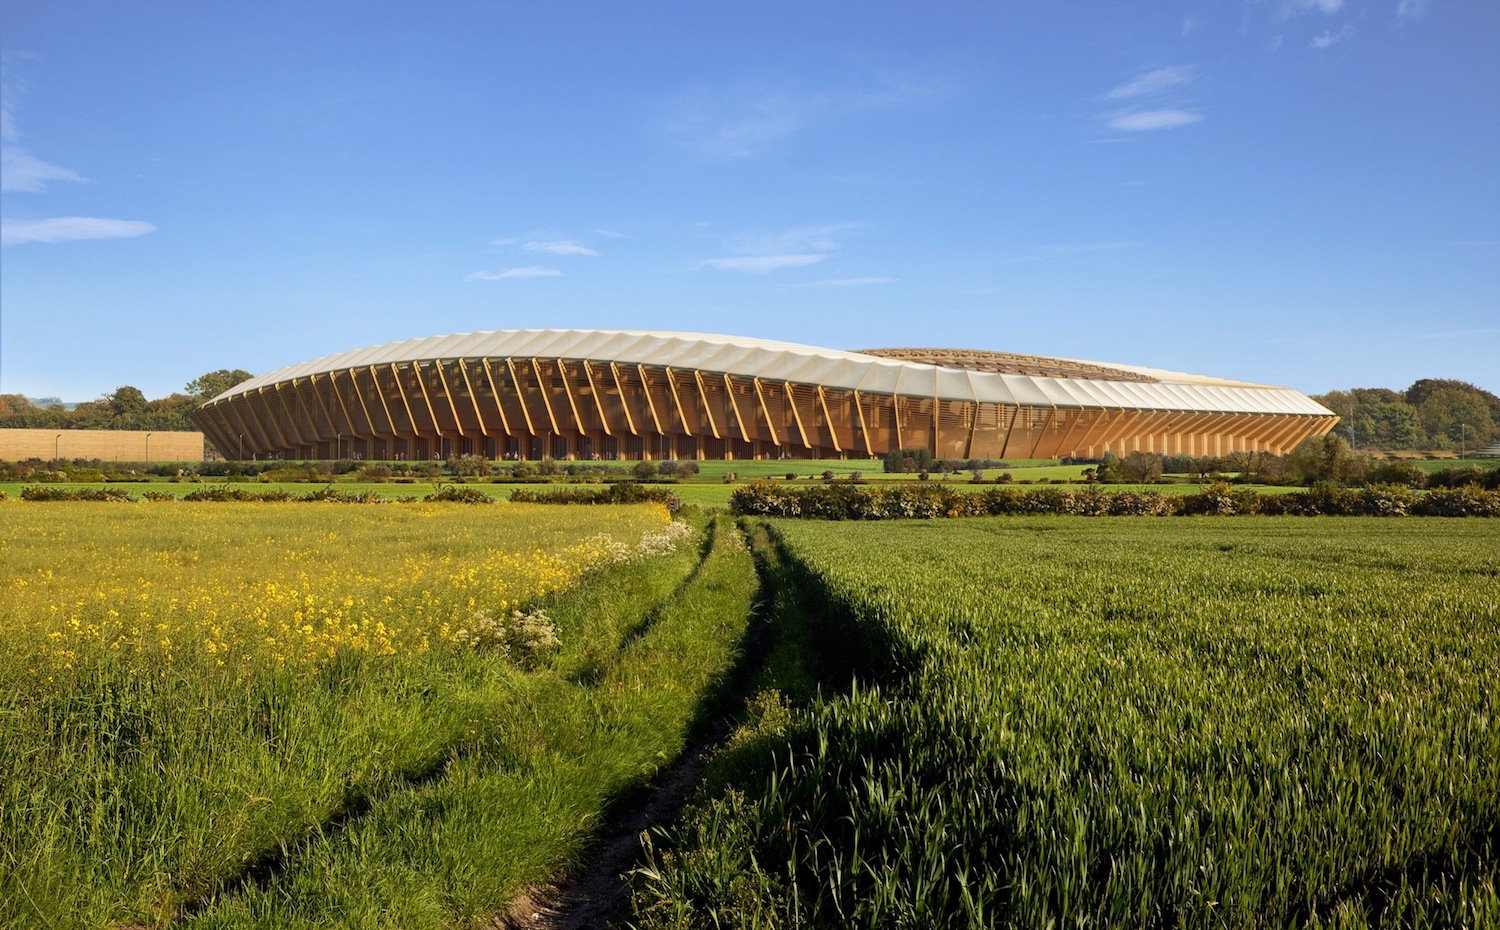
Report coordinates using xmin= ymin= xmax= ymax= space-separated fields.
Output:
xmin=857 ymin=348 xmax=1160 ymax=383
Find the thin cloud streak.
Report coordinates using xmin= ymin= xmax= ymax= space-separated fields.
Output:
xmin=1 ymin=216 xmax=156 ymax=246
xmin=1108 ymin=109 xmax=1203 ymax=131
xmin=465 ymin=266 xmax=562 ymax=281
xmin=698 ymin=254 xmax=828 ymax=273
xmin=1311 ymin=25 xmax=1355 ymax=48
xmin=794 ymin=276 xmax=897 ymax=288
xmin=1105 ymin=66 xmax=1192 ymax=100
xmin=524 ymin=239 xmax=599 ymax=256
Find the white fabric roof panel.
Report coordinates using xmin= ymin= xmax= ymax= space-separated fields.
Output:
xmin=205 ymin=328 xmax=1336 ymax=420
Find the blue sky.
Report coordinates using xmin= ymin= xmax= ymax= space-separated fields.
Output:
xmin=2 ymin=0 xmax=1496 ymax=402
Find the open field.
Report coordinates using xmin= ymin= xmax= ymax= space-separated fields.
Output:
xmin=636 ymin=517 xmax=1500 ymax=929
xmin=1 ymin=503 xmax=757 ymax=929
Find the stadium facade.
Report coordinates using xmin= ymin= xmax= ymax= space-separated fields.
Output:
xmin=191 ymin=329 xmax=1337 ymax=461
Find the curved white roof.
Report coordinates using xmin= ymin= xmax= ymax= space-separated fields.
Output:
xmin=208 ymin=328 xmax=1334 ymax=418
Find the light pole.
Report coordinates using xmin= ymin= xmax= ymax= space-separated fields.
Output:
xmin=238 ymin=433 xmax=244 ymax=460
xmin=54 ymin=433 xmax=61 ymax=461
xmin=337 ymin=431 xmax=343 ymax=461
xmin=1461 ymin=423 xmax=1467 ymax=459
xmin=144 ymin=433 xmax=152 ymax=463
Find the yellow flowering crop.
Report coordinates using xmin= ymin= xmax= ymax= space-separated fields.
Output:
xmin=0 ymin=501 xmax=676 ymax=677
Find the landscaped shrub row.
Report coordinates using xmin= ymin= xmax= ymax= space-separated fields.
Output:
xmin=22 ymin=485 xmax=429 ymax=504
xmin=727 ymin=480 xmax=1500 ymax=519
xmin=508 ymin=482 xmax=682 ymax=512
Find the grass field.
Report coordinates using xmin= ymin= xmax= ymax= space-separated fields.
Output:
xmin=1 ymin=503 xmax=757 ymax=929
xmin=635 ymin=517 xmax=1500 ymax=929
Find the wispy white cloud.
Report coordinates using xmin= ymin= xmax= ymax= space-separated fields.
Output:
xmin=698 ymin=254 xmax=828 ymax=274
xmin=465 ymin=266 xmax=562 ymax=281
xmin=1105 ymin=66 xmax=1193 ymax=101
xmin=1 ymin=216 xmax=156 ymax=246
xmin=1396 ymin=0 xmax=1429 ymax=20
xmin=1284 ymin=0 xmax=1344 ymax=14
xmin=1310 ymin=24 xmax=1355 ymax=48
xmin=664 ymin=71 xmax=940 ymax=158
xmin=794 ymin=276 xmax=897 ymax=288
xmin=594 ymin=228 xmax=630 ymax=239
xmin=1108 ymin=109 xmax=1203 ymax=131
xmin=699 ymin=223 xmax=855 ymax=274
xmin=1099 ymin=65 xmax=1203 ymax=134
xmin=0 ymin=147 xmax=86 ymax=192
xmin=524 ymin=239 xmax=598 ymax=257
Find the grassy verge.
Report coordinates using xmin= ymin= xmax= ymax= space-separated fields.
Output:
xmin=2 ymin=504 xmax=756 ymax=929
xmin=633 ymin=518 xmax=1500 ymax=929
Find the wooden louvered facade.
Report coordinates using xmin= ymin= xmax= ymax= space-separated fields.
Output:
xmin=192 ymin=330 xmax=1337 ymax=461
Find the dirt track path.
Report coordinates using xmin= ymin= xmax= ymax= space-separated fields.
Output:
xmin=499 ymin=525 xmax=772 ymax=930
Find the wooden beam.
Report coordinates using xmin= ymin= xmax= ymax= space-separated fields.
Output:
xmin=753 ymin=378 xmax=781 ymax=447
xmin=456 ymin=359 xmax=489 ymax=437
xmin=816 ymin=386 xmax=842 ymax=454
xmin=583 ymin=361 xmax=613 ymax=437
xmin=724 ymin=374 xmax=751 ymax=444
xmin=345 ymin=368 xmax=377 ymax=437
xmin=433 ymin=359 xmax=467 ymax=437
xmin=530 ymin=358 xmax=562 ymax=434
xmin=304 ymin=373 xmax=340 ymax=442
xmin=663 ymin=367 xmax=692 ymax=435
xmin=390 ymin=363 xmax=421 ymax=439
xmin=479 ymin=359 xmax=514 ymax=437
xmin=637 ymin=364 xmax=665 ymax=434
xmin=505 ymin=358 xmax=537 ymax=435
xmin=325 ymin=370 xmax=362 ymax=439
xmin=413 ymin=363 xmax=444 ymax=441
xmin=610 ymin=362 xmax=638 ymax=436
xmin=852 ymin=390 xmax=873 ymax=458
xmin=785 ymin=382 xmax=812 ymax=451
xmin=692 ymin=370 xmax=721 ymax=439
xmin=557 ymin=358 xmax=587 ymax=435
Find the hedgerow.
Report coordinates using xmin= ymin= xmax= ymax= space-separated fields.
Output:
xmin=726 ymin=479 xmax=1500 ymax=519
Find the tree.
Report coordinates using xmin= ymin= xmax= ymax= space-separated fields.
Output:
xmin=1286 ymin=434 xmax=1370 ymax=485
xmin=1118 ymin=451 xmax=1163 ymax=483
xmin=1418 ymin=387 xmax=1495 ymax=450
xmin=107 ymin=386 xmax=149 ymax=421
xmin=185 ymin=369 xmax=254 ymax=400
xmin=1353 ymin=402 xmax=1423 ymax=450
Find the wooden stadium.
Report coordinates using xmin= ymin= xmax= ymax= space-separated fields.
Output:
xmin=190 ymin=329 xmax=1338 ymax=461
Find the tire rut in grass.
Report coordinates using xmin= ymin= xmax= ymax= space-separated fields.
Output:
xmin=498 ymin=521 xmax=776 ymax=930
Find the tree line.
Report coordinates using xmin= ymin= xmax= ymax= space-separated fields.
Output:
xmin=0 ymin=370 xmax=252 ymax=433
xmin=1311 ymin=378 xmax=1499 ymax=452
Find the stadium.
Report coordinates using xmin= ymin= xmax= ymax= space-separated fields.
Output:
xmin=190 ymin=329 xmax=1338 ymax=461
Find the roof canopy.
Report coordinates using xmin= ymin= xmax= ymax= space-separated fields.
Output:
xmin=209 ymin=328 xmax=1335 ymax=418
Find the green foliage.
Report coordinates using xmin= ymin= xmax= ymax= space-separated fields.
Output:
xmin=883 ymin=447 xmax=935 ymax=474
xmin=728 ymin=478 xmax=1500 ymax=520
xmin=422 ymin=483 xmax=493 ymax=504
xmin=634 ymin=519 xmax=1500 ymax=928
xmin=2 ymin=508 xmax=751 ymax=929
xmin=184 ymin=368 xmax=254 ymax=400
xmin=508 ymin=481 xmax=682 ymax=511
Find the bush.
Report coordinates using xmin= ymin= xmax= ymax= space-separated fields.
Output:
xmin=508 ymin=481 xmax=681 ymax=513
xmin=1366 ymin=460 xmax=1429 ymax=489
xmin=423 ymin=484 xmax=493 ymax=504
xmin=20 ymin=486 xmax=136 ymax=502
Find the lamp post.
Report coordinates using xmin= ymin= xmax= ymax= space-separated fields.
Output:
xmin=337 ymin=431 xmax=343 ymax=461
xmin=55 ymin=433 xmax=62 ymax=461
xmin=144 ymin=433 xmax=152 ymax=463
xmin=1461 ymin=423 xmax=1467 ymax=459
xmin=238 ymin=433 xmax=244 ymax=460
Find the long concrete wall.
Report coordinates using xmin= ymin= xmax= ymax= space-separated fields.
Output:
xmin=0 ymin=429 xmax=204 ymax=462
